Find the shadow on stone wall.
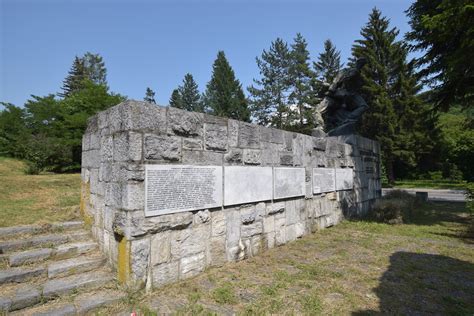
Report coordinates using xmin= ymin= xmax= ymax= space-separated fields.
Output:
xmin=353 ymin=251 xmax=474 ymax=315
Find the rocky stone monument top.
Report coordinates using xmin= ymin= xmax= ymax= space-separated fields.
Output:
xmin=313 ymin=58 xmax=369 ymax=137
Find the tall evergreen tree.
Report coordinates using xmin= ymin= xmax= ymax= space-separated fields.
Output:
xmin=288 ymin=33 xmax=316 ymax=132
xmin=144 ymin=87 xmax=156 ymax=104
xmin=60 ymin=52 xmax=108 ymax=98
xmin=314 ymin=39 xmax=342 ymax=83
xmin=169 ymin=89 xmax=183 ymax=108
xmin=178 ymin=73 xmax=202 ymax=112
xmin=248 ymin=38 xmax=291 ymax=128
xmin=352 ymin=8 xmax=431 ymax=183
xmin=203 ymin=51 xmax=250 ymax=122
xmin=60 ymin=56 xmax=87 ymax=98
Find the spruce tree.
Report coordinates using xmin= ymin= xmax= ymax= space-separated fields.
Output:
xmin=60 ymin=56 xmax=87 ymax=98
xmin=144 ymin=87 xmax=156 ymax=104
xmin=178 ymin=73 xmax=202 ymax=112
xmin=248 ymin=38 xmax=291 ymax=128
xmin=314 ymin=39 xmax=342 ymax=83
xmin=83 ymin=52 xmax=107 ymax=86
xmin=288 ymin=33 xmax=316 ymax=133
xmin=169 ymin=89 xmax=183 ymax=108
xmin=203 ymin=51 xmax=250 ymax=122
xmin=352 ymin=8 xmax=430 ymax=183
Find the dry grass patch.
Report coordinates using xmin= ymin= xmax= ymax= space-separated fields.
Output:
xmin=0 ymin=157 xmax=80 ymax=227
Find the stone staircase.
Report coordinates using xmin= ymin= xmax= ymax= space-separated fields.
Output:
xmin=0 ymin=221 xmax=125 ymax=315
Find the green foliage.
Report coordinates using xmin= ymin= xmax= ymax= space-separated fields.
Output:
xmin=169 ymin=89 xmax=182 ymax=108
xmin=0 ymin=103 xmax=29 ymax=157
xmin=314 ymin=39 xmax=342 ymax=83
xmin=178 ymin=73 xmax=203 ymax=112
xmin=288 ymin=33 xmax=316 ymax=133
xmin=211 ymin=283 xmax=237 ymax=304
xmin=144 ymin=87 xmax=156 ymax=104
xmin=248 ymin=38 xmax=292 ymax=128
xmin=203 ymin=51 xmax=250 ymax=122
xmin=353 ymin=8 xmax=434 ymax=183
xmin=466 ymin=183 xmax=474 ymax=216
xmin=406 ymin=0 xmax=474 ymax=110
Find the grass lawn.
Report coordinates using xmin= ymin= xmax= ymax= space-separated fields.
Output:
xmin=0 ymin=157 xmax=81 ymax=227
xmin=102 ymin=201 xmax=474 ymax=315
xmin=385 ymin=179 xmax=468 ymax=190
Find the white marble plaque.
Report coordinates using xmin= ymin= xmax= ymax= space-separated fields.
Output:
xmin=224 ymin=166 xmax=273 ymax=206
xmin=313 ymin=168 xmax=336 ymax=194
xmin=335 ymin=168 xmax=354 ymax=191
xmin=145 ymin=165 xmax=223 ymax=216
xmin=274 ymin=167 xmax=306 ymax=199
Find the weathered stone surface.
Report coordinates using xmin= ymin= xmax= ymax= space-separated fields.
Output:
xmin=243 ymin=149 xmax=261 ymax=165
xmin=31 ymin=303 xmax=76 ymax=316
xmin=241 ymin=222 xmax=263 ymax=238
xmin=205 ymin=124 xmax=228 ymax=151
xmin=150 ymin=231 xmax=170 ymax=266
xmin=227 ymin=119 xmax=239 ymax=147
xmin=42 ymin=271 xmax=112 ymax=299
xmin=280 ymin=152 xmax=294 ymax=166
xmin=131 ymin=237 xmax=150 ymax=283
xmin=224 ymin=148 xmax=242 ymax=164
xmin=180 ymin=252 xmax=206 ymax=278
xmin=113 ymin=132 xmax=142 ymax=162
xmin=0 ymin=297 xmax=11 ymax=311
xmin=48 ymin=256 xmax=105 ymax=279
xmin=260 ymin=127 xmax=284 ymax=144
xmin=122 ymin=182 xmax=144 ymax=211
xmin=267 ymin=202 xmax=285 ymax=215
xmin=0 ymin=266 xmax=46 ymax=284
xmin=121 ymin=101 xmax=167 ymax=133
xmin=208 ymin=237 xmax=226 ymax=267
xmin=10 ymin=285 xmax=41 ymax=311
xmin=54 ymin=241 xmax=97 ymax=258
xmin=182 ymin=150 xmax=223 ymax=165
xmin=144 ymin=134 xmax=181 ymax=161
xmin=240 ymin=205 xmax=256 ymax=224
xmin=224 ymin=208 xmax=241 ymax=251
xmin=170 ymin=226 xmax=208 ymax=259
xmin=9 ymin=248 xmax=53 ymax=267
xmin=263 ymin=216 xmax=275 ymax=233
xmin=152 ymin=261 xmax=179 ymax=286
xmin=75 ymin=291 xmax=126 ymax=314
xmin=238 ymin=122 xmax=259 ymax=148
xmin=168 ymin=108 xmax=203 ymax=136
xmin=211 ymin=211 xmax=226 ymax=237
xmin=194 ymin=210 xmax=211 ymax=224
xmin=183 ymin=138 xmax=203 ymax=150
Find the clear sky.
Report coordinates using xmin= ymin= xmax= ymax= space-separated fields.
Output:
xmin=1 ymin=0 xmax=415 ymax=108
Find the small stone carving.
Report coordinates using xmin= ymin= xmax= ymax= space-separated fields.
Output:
xmin=313 ymin=58 xmax=369 ymax=137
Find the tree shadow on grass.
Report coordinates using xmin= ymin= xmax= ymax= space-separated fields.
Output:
xmin=353 ymin=252 xmax=474 ymax=315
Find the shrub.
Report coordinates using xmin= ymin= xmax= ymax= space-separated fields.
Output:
xmin=368 ymin=190 xmax=416 ymax=224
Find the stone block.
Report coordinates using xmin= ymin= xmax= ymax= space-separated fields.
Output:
xmin=121 ymin=101 xmax=167 ymax=133
xmin=250 ymin=235 xmax=262 ymax=256
xmin=152 ymin=261 xmax=179 ymax=287
xmin=113 ymin=132 xmax=142 ymax=162
xmin=240 ymin=205 xmax=256 ymax=224
xmin=0 ymin=267 xmax=46 ymax=284
xmin=243 ymin=149 xmax=261 ymax=165
xmin=259 ymin=127 xmax=284 ymax=144
xmin=168 ymin=107 xmax=203 ymax=136
xmin=238 ymin=122 xmax=259 ymax=148
xmin=183 ymin=138 xmax=203 ymax=150
xmin=211 ymin=210 xmax=226 ymax=237
xmin=194 ymin=210 xmax=211 ymax=225
xmin=10 ymin=285 xmax=41 ymax=311
xmin=151 ymin=231 xmax=171 ymax=266
xmin=180 ymin=252 xmax=206 ymax=279
xmin=144 ymin=134 xmax=181 ymax=161
xmin=224 ymin=148 xmax=243 ymax=164
xmin=228 ymin=119 xmax=239 ymax=147
xmin=241 ymin=221 xmax=262 ymax=238
xmin=274 ymin=215 xmax=286 ymax=246
xmin=264 ymin=232 xmax=275 ymax=249
xmin=170 ymin=226 xmax=208 ymax=259
xmin=122 ymin=182 xmax=144 ymax=211
xmin=100 ymin=135 xmax=113 ymax=162
xmin=105 ymin=182 xmax=121 ymax=208
xmin=224 ymin=208 xmax=241 ymax=250
xmin=131 ymin=237 xmax=150 ymax=284
xmin=263 ymin=215 xmax=275 ymax=233
xmin=182 ymin=150 xmax=223 ymax=165
xmin=265 ymin=202 xmax=282 ymax=215
xmin=208 ymin=237 xmax=226 ymax=267
xmin=82 ymin=150 xmax=100 ymax=168
xmin=280 ymin=152 xmax=293 ymax=166
xmin=205 ymin=124 xmax=228 ymax=151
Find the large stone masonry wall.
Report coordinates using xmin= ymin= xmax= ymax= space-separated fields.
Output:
xmin=81 ymin=100 xmax=381 ymax=289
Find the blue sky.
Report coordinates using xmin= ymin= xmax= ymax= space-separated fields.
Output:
xmin=1 ymin=0 xmax=415 ymax=108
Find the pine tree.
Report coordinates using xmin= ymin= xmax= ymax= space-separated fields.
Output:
xmin=203 ymin=51 xmax=250 ymax=122
xmin=169 ymin=89 xmax=183 ymax=108
xmin=288 ymin=33 xmax=316 ymax=133
xmin=248 ymin=38 xmax=291 ymax=128
xmin=352 ymin=8 xmax=430 ymax=183
xmin=83 ymin=52 xmax=107 ymax=86
xmin=144 ymin=87 xmax=156 ymax=104
xmin=314 ymin=39 xmax=342 ymax=83
xmin=60 ymin=56 xmax=87 ymax=97
xmin=178 ymin=73 xmax=202 ymax=112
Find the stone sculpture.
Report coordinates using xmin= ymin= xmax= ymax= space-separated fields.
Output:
xmin=312 ymin=58 xmax=369 ymax=137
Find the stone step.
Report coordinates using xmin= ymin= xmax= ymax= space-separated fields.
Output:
xmin=0 ymin=221 xmax=84 ymax=239
xmin=0 ymin=230 xmax=89 ymax=254
xmin=10 ymin=289 xmax=126 ymax=316
xmin=0 ymin=266 xmax=46 ymax=284
xmin=0 ymin=271 xmax=115 ymax=312
xmin=47 ymin=255 xmax=106 ymax=279
xmin=5 ymin=241 xmax=97 ymax=268
xmin=42 ymin=270 xmax=114 ymax=300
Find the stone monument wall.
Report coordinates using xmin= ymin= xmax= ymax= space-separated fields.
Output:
xmin=80 ymin=100 xmax=381 ymax=289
